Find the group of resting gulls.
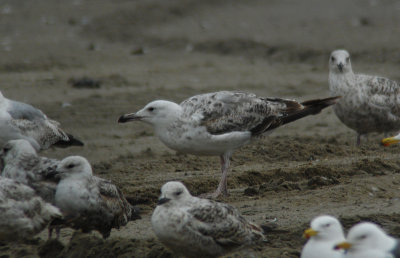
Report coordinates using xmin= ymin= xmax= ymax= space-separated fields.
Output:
xmin=1 ymin=49 xmax=400 ymax=257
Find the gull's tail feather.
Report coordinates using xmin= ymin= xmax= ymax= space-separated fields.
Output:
xmin=280 ymin=96 xmax=341 ymax=125
xmin=250 ymin=96 xmax=341 ymax=136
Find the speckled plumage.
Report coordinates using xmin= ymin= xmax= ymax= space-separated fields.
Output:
xmin=151 ymin=181 xmax=266 ymax=258
xmin=0 ymin=139 xmax=60 ymax=204
xmin=329 ymin=50 xmax=400 ymax=144
xmin=0 ymin=176 xmax=61 ymax=241
xmin=54 ymin=156 xmax=140 ymax=239
xmin=119 ymin=91 xmax=339 ymax=197
xmin=0 ymin=91 xmax=83 ymax=151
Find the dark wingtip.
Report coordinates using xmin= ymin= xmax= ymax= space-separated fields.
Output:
xmin=301 ymin=95 xmax=342 ymax=107
xmin=118 ymin=115 xmax=125 ymax=123
xmin=53 ymin=134 xmax=84 ymax=148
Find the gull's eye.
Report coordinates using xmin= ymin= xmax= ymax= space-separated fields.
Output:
xmin=147 ymin=107 xmax=155 ymax=112
xmin=324 ymin=223 xmax=331 ymax=227
xmin=346 ymin=57 xmax=350 ymax=62
xmin=331 ymin=56 xmax=335 ymax=62
xmin=358 ymin=234 xmax=367 ymax=240
xmin=2 ymin=147 xmax=10 ymax=153
xmin=67 ymin=164 xmax=75 ymax=169
xmin=175 ymin=190 xmax=183 ymax=196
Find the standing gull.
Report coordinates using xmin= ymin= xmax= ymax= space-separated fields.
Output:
xmin=0 ymin=90 xmax=83 ymax=151
xmin=301 ymin=215 xmax=345 ymax=258
xmin=54 ymin=156 xmax=140 ymax=239
xmin=151 ymin=181 xmax=266 ymax=257
xmin=0 ymin=139 xmax=60 ymax=203
xmin=118 ymin=91 xmax=339 ymax=197
xmin=0 ymin=176 xmax=61 ymax=241
xmin=329 ymin=49 xmax=400 ymax=145
xmin=335 ymin=222 xmax=399 ymax=258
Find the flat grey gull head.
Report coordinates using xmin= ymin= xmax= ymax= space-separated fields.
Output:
xmin=151 ymin=181 xmax=267 ymax=258
xmin=54 ymin=156 xmax=140 ymax=239
xmin=0 ymin=90 xmax=84 ymax=151
xmin=335 ymin=222 xmax=398 ymax=258
xmin=0 ymin=139 xmax=61 ymax=204
xmin=0 ymin=176 xmax=61 ymax=241
xmin=328 ymin=49 xmax=400 ymax=145
xmin=118 ymin=91 xmax=340 ymax=198
xmin=301 ymin=215 xmax=345 ymax=258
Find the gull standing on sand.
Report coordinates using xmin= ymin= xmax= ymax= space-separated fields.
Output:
xmin=0 ymin=139 xmax=60 ymax=203
xmin=54 ymin=156 xmax=140 ymax=239
xmin=0 ymin=90 xmax=83 ymax=150
xmin=151 ymin=181 xmax=266 ymax=257
xmin=301 ymin=215 xmax=345 ymax=258
xmin=118 ymin=91 xmax=339 ymax=197
xmin=0 ymin=177 xmax=61 ymax=241
xmin=329 ymin=49 xmax=400 ymax=145
xmin=334 ymin=222 xmax=399 ymax=258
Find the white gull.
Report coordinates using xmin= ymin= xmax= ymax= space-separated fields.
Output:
xmin=334 ymin=222 xmax=398 ymax=258
xmin=301 ymin=215 xmax=345 ymax=258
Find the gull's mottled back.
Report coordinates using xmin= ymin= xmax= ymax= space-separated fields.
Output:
xmin=0 ymin=91 xmax=83 ymax=151
xmin=54 ymin=156 xmax=140 ymax=239
xmin=329 ymin=49 xmax=400 ymax=145
xmin=0 ymin=176 xmax=61 ymax=241
xmin=119 ymin=91 xmax=339 ymax=197
xmin=151 ymin=181 xmax=266 ymax=257
xmin=0 ymin=139 xmax=60 ymax=203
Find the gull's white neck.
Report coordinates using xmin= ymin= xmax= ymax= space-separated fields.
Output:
xmin=151 ymin=105 xmax=183 ymax=136
xmin=329 ymin=69 xmax=355 ymax=96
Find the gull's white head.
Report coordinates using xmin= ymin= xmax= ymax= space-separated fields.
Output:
xmin=156 ymin=181 xmax=192 ymax=206
xmin=304 ymin=215 xmax=344 ymax=241
xmin=335 ymin=222 xmax=396 ymax=253
xmin=56 ymin=156 xmax=93 ymax=179
xmin=329 ymin=50 xmax=352 ymax=74
xmin=0 ymin=139 xmax=37 ymax=161
xmin=118 ymin=100 xmax=182 ymax=127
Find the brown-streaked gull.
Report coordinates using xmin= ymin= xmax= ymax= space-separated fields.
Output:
xmin=118 ymin=91 xmax=339 ymax=197
xmin=0 ymin=139 xmax=60 ymax=204
xmin=0 ymin=176 xmax=61 ymax=241
xmin=54 ymin=156 xmax=140 ymax=239
xmin=0 ymin=90 xmax=83 ymax=151
xmin=151 ymin=181 xmax=267 ymax=258
xmin=329 ymin=49 xmax=400 ymax=145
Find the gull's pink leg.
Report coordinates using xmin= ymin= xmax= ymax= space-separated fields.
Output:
xmin=212 ymin=153 xmax=231 ymax=198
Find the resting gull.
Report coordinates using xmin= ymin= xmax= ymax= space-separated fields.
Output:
xmin=151 ymin=181 xmax=267 ymax=257
xmin=0 ymin=90 xmax=83 ymax=151
xmin=0 ymin=176 xmax=61 ymax=241
xmin=301 ymin=215 xmax=345 ymax=258
xmin=335 ymin=222 xmax=399 ymax=258
xmin=329 ymin=49 xmax=400 ymax=145
xmin=118 ymin=91 xmax=339 ymax=197
xmin=54 ymin=156 xmax=140 ymax=239
xmin=0 ymin=139 xmax=60 ymax=203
